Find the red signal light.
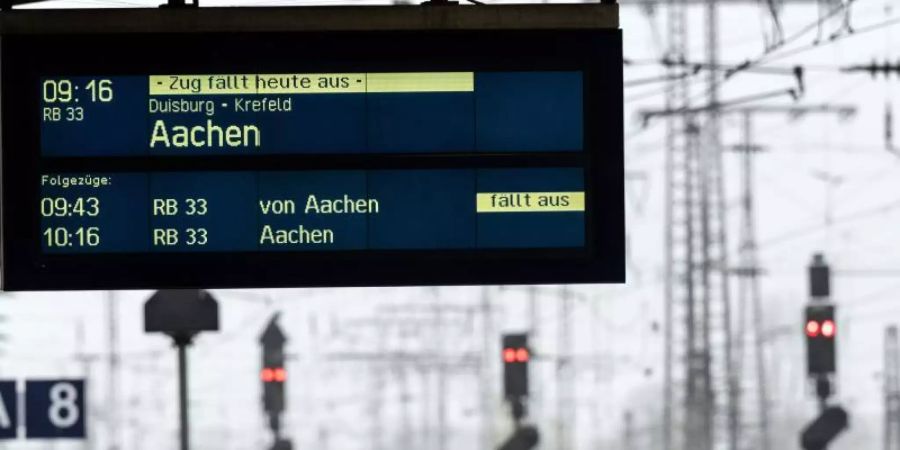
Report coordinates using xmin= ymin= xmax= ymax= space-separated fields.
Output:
xmin=821 ymin=320 xmax=836 ymax=338
xmin=262 ymin=367 xmax=286 ymax=382
xmin=806 ymin=320 xmax=820 ymax=337
xmin=503 ymin=348 xmax=529 ymax=363
xmin=515 ymin=348 xmax=529 ymax=363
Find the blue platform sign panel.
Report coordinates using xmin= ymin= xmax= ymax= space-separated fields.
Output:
xmin=0 ymin=381 xmax=18 ymax=439
xmin=25 ymin=380 xmax=85 ymax=439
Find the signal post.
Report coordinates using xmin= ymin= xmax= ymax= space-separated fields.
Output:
xmin=499 ymin=334 xmax=538 ymax=450
xmin=801 ymin=254 xmax=849 ymax=450
xmin=143 ymin=290 xmax=220 ymax=450
xmin=260 ymin=314 xmax=291 ymax=450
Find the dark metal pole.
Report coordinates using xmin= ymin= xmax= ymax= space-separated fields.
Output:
xmin=178 ymin=342 xmax=190 ymax=450
xmin=145 ymin=291 xmax=216 ymax=450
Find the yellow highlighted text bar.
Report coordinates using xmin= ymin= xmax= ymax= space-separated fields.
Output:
xmin=366 ymin=72 xmax=473 ymax=93
xmin=149 ymin=74 xmax=366 ymax=95
xmin=476 ymin=192 xmax=585 ymax=213
xmin=149 ymin=72 xmax=473 ymax=95
xmin=257 ymin=74 xmax=366 ymax=94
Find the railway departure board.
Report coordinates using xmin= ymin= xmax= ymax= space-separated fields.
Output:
xmin=1 ymin=6 xmax=624 ymax=290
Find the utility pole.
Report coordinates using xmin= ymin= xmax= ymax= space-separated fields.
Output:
xmin=623 ymin=411 xmax=636 ymax=450
xmin=371 ymin=320 xmax=386 ymax=450
xmin=704 ymin=0 xmax=738 ymax=447
xmin=398 ymin=365 xmax=413 ymax=450
xmin=657 ymin=0 xmax=735 ymax=446
xmin=729 ymin=104 xmax=855 ymax=450
xmin=480 ymin=287 xmax=495 ymax=450
xmin=432 ymin=288 xmax=447 ymax=450
xmin=330 ymin=303 xmax=478 ymax=449
xmin=733 ymin=109 xmax=768 ymax=450
xmin=556 ymin=286 xmax=574 ymax=450
xmin=528 ymin=286 xmax=542 ymax=424
xmin=839 ymin=60 xmax=899 ymax=155
xmin=887 ymin=103 xmax=894 ymax=154
xmin=75 ymin=319 xmax=98 ymax=450
xmin=642 ymin=0 xmax=853 ymax=448
xmin=107 ymin=291 xmax=120 ymax=450
xmin=886 ymin=326 xmax=900 ymax=450
xmin=648 ymin=98 xmax=856 ymax=450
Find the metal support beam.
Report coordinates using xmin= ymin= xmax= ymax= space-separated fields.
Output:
xmin=0 ymin=5 xmax=619 ymax=33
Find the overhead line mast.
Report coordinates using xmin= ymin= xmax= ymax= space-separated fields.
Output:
xmin=652 ymin=1 xmax=853 ymax=449
xmin=885 ymin=326 xmax=900 ymax=450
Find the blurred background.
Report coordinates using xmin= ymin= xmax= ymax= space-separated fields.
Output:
xmin=7 ymin=0 xmax=900 ymax=449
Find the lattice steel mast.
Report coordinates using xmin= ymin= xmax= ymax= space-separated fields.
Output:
xmin=661 ymin=0 xmax=735 ymax=447
xmin=885 ymin=326 xmax=900 ymax=450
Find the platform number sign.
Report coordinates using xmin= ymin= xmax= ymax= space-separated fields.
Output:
xmin=0 ymin=381 xmax=17 ymax=439
xmin=25 ymin=380 xmax=85 ymax=438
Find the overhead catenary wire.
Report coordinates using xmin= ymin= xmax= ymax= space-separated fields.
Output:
xmin=626 ymin=57 xmax=846 ymax=74
xmin=623 ymin=1 xmax=895 ymax=156
xmin=755 ymin=16 xmax=900 ymax=69
xmin=724 ymin=0 xmax=862 ymax=76
xmin=624 ymin=1 xmax=892 ymax=128
xmin=624 ymin=70 xmax=700 ymax=88
xmin=757 ymin=197 xmax=900 ymax=250
xmin=728 ymin=9 xmax=900 ymax=78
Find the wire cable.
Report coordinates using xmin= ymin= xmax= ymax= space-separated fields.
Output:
xmin=725 ymin=0 xmax=862 ymax=77
xmin=758 ymin=197 xmax=900 ymax=250
xmin=759 ymin=15 xmax=900 ymax=65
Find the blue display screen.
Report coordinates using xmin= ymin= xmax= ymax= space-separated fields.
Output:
xmin=40 ymin=72 xmax=583 ymax=156
xmin=1 ymin=23 xmax=627 ymax=290
xmin=39 ymin=168 xmax=585 ymax=253
xmin=37 ymin=71 xmax=588 ymax=254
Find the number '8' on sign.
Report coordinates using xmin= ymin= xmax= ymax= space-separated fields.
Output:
xmin=25 ymin=380 xmax=85 ymax=438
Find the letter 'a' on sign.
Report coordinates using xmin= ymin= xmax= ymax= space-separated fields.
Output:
xmin=0 ymin=5 xmax=624 ymax=290
xmin=25 ymin=380 xmax=85 ymax=439
xmin=0 ymin=381 xmax=17 ymax=439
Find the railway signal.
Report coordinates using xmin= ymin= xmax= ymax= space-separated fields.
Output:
xmin=805 ymin=304 xmax=836 ymax=376
xmin=502 ymin=334 xmax=529 ymax=400
xmin=260 ymin=313 xmax=289 ymax=450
